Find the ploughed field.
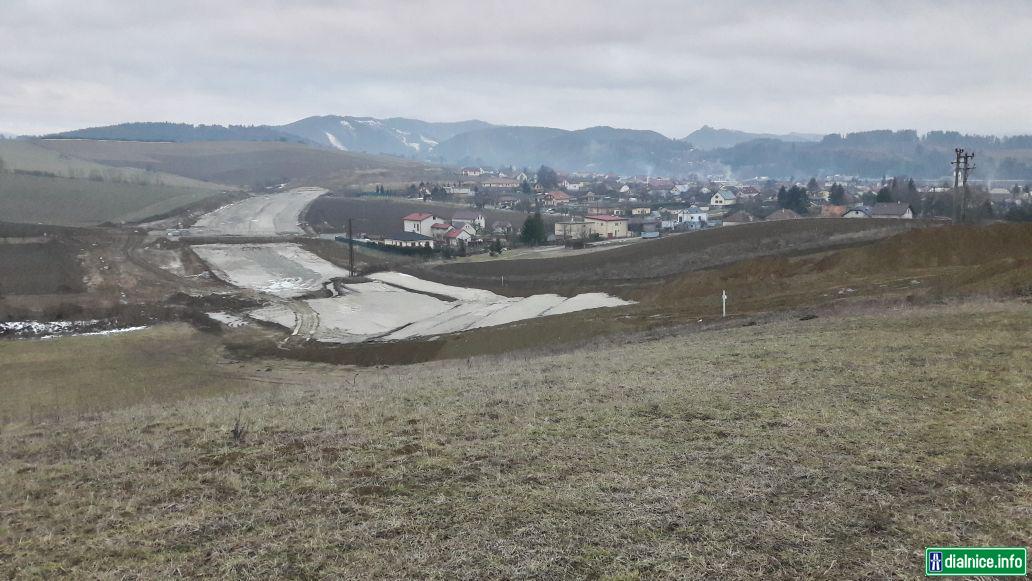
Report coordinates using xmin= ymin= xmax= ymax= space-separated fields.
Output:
xmin=0 ymin=240 xmax=84 ymax=296
xmin=304 ymin=193 xmax=539 ymax=235
xmin=425 ymin=218 xmax=927 ymax=289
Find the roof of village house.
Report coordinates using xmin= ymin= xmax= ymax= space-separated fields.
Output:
xmin=870 ymin=202 xmax=913 ymax=216
xmin=491 ymin=220 xmax=512 ymax=228
xmin=431 ymin=222 xmax=452 ymax=229
xmin=445 ymin=228 xmax=469 ymax=238
xmin=585 ymin=214 xmax=628 ymax=222
xmin=843 ymin=206 xmax=872 ymax=216
xmin=765 ymin=208 xmax=802 ymax=220
xmin=714 ymin=190 xmax=738 ymax=199
xmin=403 ymin=212 xmax=435 ymax=221
xmin=724 ymin=210 xmax=762 ymax=223
xmin=545 ymin=191 xmax=571 ymax=199
xmin=453 ymin=210 xmax=482 ymax=220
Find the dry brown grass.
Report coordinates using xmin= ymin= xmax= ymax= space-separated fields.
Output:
xmin=0 ymin=301 xmax=1029 ymax=578
xmin=0 ymin=325 xmax=273 ymax=424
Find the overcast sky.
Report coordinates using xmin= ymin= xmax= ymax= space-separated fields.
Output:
xmin=2 ymin=0 xmax=1030 ymax=137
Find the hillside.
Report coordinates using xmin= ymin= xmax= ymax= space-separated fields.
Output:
xmin=0 ymin=140 xmax=227 ymax=190
xmin=35 ymin=139 xmax=453 ymax=191
xmin=1 ymin=301 xmax=1028 ymax=577
xmin=45 ymin=122 xmax=303 ymax=144
xmin=0 ymin=140 xmax=233 ymax=226
xmin=717 ymin=130 xmax=1032 ymax=179
xmin=431 ymin=125 xmax=704 ymax=175
xmin=683 ymin=125 xmax=822 ymax=149
xmin=38 ymin=118 xmax=1032 ymax=178
xmin=278 ymin=116 xmax=494 ymax=155
xmin=0 ymin=173 xmax=234 ymax=226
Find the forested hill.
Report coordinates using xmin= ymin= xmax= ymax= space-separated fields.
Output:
xmin=45 ymin=122 xmax=304 ymax=143
xmin=716 ymin=130 xmax=1032 ymax=180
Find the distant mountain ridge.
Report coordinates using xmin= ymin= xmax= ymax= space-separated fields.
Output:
xmin=276 ymin=116 xmax=494 ymax=157
xmin=432 ymin=125 xmax=698 ymax=175
xmin=42 ymin=118 xmax=1032 ymax=179
xmin=683 ymin=125 xmax=823 ymax=149
xmin=45 ymin=122 xmax=304 ymax=143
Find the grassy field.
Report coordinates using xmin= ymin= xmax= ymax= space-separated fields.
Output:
xmin=36 ymin=139 xmax=453 ymax=191
xmin=1 ymin=301 xmax=1028 ymax=578
xmin=0 ymin=324 xmax=274 ymax=424
xmin=0 ymin=173 xmax=228 ymax=225
xmin=0 ymin=140 xmax=226 ymax=191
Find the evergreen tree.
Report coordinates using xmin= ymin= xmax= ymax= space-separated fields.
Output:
xmin=807 ymin=177 xmax=820 ymax=193
xmin=777 ymin=185 xmax=810 ymax=214
xmin=536 ymin=166 xmax=559 ymax=190
xmin=876 ymin=187 xmax=893 ymax=203
xmin=520 ymin=212 xmax=547 ymax=245
xmin=828 ymin=183 xmax=847 ymax=205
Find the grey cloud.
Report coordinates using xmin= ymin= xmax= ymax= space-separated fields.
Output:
xmin=1 ymin=0 xmax=1031 ymax=136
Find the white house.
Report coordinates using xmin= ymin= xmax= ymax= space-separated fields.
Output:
xmin=445 ymin=222 xmax=476 ymax=247
xmin=382 ymin=231 xmax=435 ymax=249
xmin=461 ymin=167 xmax=483 ymax=177
xmin=664 ymin=207 xmax=708 ymax=230
xmin=402 ymin=212 xmax=439 ymax=236
xmin=710 ymin=190 xmax=738 ymax=207
xmin=452 ymin=210 xmax=486 ymax=231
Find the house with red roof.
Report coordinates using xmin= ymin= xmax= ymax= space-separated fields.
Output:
xmin=402 ymin=212 xmax=440 ymax=236
xmin=445 ymin=222 xmax=476 ymax=247
xmin=585 ymin=214 xmax=629 ymax=238
xmin=430 ymin=222 xmax=454 ymax=242
xmin=539 ymin=191 xmax=572 ymax=207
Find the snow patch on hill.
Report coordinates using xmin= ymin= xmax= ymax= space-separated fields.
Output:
xmin=325 ymin=132 xmax=347 ymax=151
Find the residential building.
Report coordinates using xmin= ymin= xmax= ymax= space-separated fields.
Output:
xmin=540 ymin=191 xmax=572 ymax=207
xmin=481 ymin=179 xmax=519 ymax=190
xmin=842 ymin=206 xmax=872 ymax=218
xmin=445 ymin=223 xmax=476 ymax=247
xmin=431 ymin=222 xmax=454 ymax=242
xmin=710 ymin=190 xmax=738 ymax=207
xmin=490 ymin=220 xmax=514 ymax=235
xmin=452 ymin=210 xmax=486 ymax=231
xmin=585 ymin=214 xmax=629 ymax=238
xmin=402 ymin=212 xmax=439 ymax=237
xmin=554 ymin=219 xmax=594 ymax=240
xmin=870 ymin=202 xmax=914 ymax=219
xmin=382 ymin=231 xmax=435 ymax=249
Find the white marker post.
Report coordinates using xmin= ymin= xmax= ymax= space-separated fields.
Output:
xmin=722 ymin=289 xmax=728 ymax=318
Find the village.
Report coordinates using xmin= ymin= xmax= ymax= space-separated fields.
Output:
xmin=357 ymin=165 xmax=1032 ymax=253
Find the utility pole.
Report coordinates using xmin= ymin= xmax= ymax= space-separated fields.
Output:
xmin=347 ymin=218 xmax=355 ymax=276
xmin=960 ymin=151 xmax=975 ymax=223
xmin=721 ymin=289 xmax=728 ymax=318
xmin=951 ymin=149 xmax=976 ymax=223
xmin=951 ymin=148 xmax=963 ymax=223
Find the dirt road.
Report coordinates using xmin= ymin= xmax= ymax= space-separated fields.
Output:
xmin=190 ymin=187 xmax=327 ymax=236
